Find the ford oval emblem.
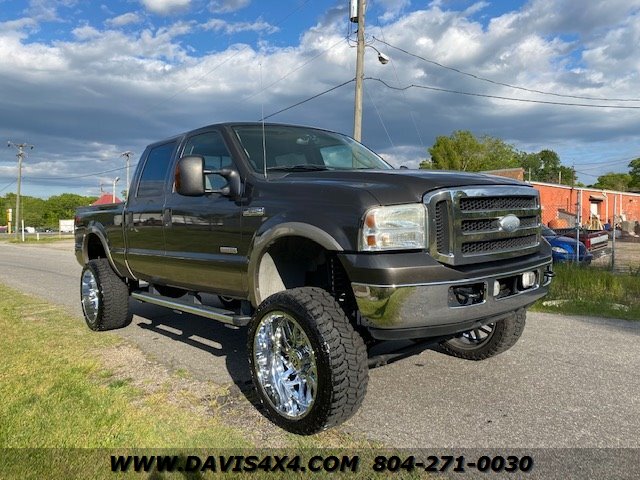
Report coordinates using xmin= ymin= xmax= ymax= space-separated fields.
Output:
xmin=499 ymin=214 xmax=520 ymax=233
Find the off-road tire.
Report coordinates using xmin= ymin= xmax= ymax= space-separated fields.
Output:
xmin=80 ymin=259 xmax=132 ymax=331
xmin=248 ymin=287 xmax=368 ymax=435
xmin=439 ymin=309 xmax=526 ymax=361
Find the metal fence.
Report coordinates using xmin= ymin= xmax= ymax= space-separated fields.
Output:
xmin=591 ymin=238 xmax=640 ymax=274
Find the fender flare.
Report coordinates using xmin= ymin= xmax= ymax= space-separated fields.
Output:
xmin=82 ymin=226 xmax=128 ymax=279
xmin=247 ymin=222 xmax=344 ymax=306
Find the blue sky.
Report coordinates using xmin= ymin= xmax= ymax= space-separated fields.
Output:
xmin=1 ymin=0 xmax=639 ymax=198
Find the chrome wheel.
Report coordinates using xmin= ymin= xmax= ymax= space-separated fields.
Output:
xmin=81 ymin=269 xmax=100 ymax=323
xmin=252 ymin=311 xmax=317 ymax=419
xmin=447 ymin=323 xmax=496 ymax=350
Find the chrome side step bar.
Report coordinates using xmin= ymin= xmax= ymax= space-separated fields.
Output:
xmin=131 ymin=291 xmax=251 ymax=327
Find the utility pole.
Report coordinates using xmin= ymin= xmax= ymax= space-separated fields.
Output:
xmin=112 ymin=177 xmax=120 ymax=203
xmin=120 ymin=151 xmax=132 ymax=199
xmin=7 ymin=141 xmax=34 ymax=240
xmin=353 ymin=0 xmax=366 ymax=142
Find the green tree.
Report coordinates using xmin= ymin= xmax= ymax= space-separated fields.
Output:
xmin=425 ymin=130 xmax=520 ymax=172
xmin=591 ymin=172 xmax=633 ymax=191
xmin=629 ymin=158 xmax=640 ymax=190
xmin=1 ymin=193 xmax=96 ymax=229
xmin=518 ymin=149 xmax=576 ymax=185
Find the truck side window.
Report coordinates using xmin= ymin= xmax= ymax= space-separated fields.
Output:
xmin=182 ymin=131 xmax=234 ymax=190
xmin=137 ymin=141 xmax=176 ymax=197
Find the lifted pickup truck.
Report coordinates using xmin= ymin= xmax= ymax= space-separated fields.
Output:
xmin=75 ymin=122 xmax=552 ymax=434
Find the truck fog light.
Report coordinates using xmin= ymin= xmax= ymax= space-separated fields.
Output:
xmin=493 ymin=280 xmax=501 ymax=297
xmin=521 ymin=271 xmax=536 ymax=289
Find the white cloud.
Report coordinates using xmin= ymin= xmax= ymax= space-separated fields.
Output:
xmin=2 ymin=1 xmax=640 ymax=196
xmin=376 ymin=0 xmax=411 ymax=23
xmin=139 ymin=0 xmax=190 ymax=15
xmin=208 ymin=0 xmax=250 ymax=14
xmin=202 ymin=18 xmax=278 ymax=35
xmin=27 ymin=0 xmax=78 ymax=22
xmin=106 ymin=12 xmax=142 ymax=28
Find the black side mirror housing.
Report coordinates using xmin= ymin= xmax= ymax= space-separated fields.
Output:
xmin=176 ymin=155 xmax=242 ymax=200
xmin=176 ymin=155 xmax=205 ymax=196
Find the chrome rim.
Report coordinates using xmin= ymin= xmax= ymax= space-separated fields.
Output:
xmin=253 ymin=311 xmax=317 ymax=419
xmin=447 ymin=323 xmax=495 ymax=350
xmin=81 ymin=269 xmax=100 ymax=323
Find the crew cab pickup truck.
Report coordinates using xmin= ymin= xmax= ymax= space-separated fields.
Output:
xmin=75 ymin=122 xmax=553 ymax=434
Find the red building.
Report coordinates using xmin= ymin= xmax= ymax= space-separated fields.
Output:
xmin=483 ymin=169 xmax=640 ymax=230
xmin=92 ymin=194 xmax=122 ymax=205
xmin=531 ymin=181 xmax=640 ymax=229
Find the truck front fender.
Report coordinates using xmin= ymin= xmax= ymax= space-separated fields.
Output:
xmin=247 ymin=221 xmax=346 ymax=306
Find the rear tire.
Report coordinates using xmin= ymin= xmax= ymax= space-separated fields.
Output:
xmin=248 ymin=287 xmax=368 ymax=435
xmin=80 ymin=259 xmax=132 ymax=331
xmin=439 ymin=310 xmax=526 ymax=361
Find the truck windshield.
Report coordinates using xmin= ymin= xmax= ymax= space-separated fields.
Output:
xmin=232 ymin=125 xmax=393 ymax=173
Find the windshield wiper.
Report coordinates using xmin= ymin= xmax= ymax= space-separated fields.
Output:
xmin=266 ymin=164 xmax=329 ymax=172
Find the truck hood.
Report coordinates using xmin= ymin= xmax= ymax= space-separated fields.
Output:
xmin=272 ymin=169 xmax=529 ymax=204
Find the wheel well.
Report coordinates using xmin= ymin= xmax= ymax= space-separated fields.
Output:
xmin=257 ymin=236 xmax=357 ymax=319
xmin=86 ymin=234 xmax=107 ymax=260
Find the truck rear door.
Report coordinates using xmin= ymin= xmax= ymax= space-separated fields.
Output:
xmin=125 ymin=140 xmax=178 ymax=280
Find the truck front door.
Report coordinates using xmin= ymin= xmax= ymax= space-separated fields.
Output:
xmin=162 ymin=129 xmax=244 ymax=295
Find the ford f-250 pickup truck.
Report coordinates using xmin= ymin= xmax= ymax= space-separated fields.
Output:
xmin=75 ymin=122 xmax=553 ymax=434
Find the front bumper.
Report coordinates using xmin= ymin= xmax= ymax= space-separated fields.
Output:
xmin=350 ymin=260 xmax=552 ymax=340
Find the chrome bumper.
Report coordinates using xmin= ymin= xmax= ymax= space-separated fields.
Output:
xmin=352 ymin=261 xmax=552 ymax=340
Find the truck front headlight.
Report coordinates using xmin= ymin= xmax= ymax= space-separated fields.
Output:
xmin=552 ymin=246 xmax=569 ymax=254
xmin=359 ymin=204 xmax=426 ymax=251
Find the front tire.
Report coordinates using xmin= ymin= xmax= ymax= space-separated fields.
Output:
xmin=80 ymin=259 xmax=132 ymax=331
xmin=248 ymin=287 xmax=368 ymax=435
xmin=439 ymin=309 xmax=526 ymax=361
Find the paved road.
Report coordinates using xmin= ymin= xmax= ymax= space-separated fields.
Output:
xmin=2 ymin=242 xmax=639 ymax=455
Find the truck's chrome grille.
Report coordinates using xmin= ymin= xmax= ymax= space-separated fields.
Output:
xmin=459 ymin=196 xmax=537 ymax=211
xmin=461 ymin=234 xmax=538 ymax=255
xmin=461 ymin=215 xmax=538 ymax=233
xmin=435 ymin=201 xmax=450 ymax=253
xmin=424 ymin=186 xmax=541 ymax=265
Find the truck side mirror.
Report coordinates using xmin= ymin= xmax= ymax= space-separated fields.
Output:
xmin=176 ymin=155 xmax=242 ymax=200
xmin=216 ymin=169 xmax=242 ymax=200
xmin=175 ymin=155 xmax=205 ymax=196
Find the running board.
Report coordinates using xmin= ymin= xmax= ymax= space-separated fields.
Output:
xmin=131 ymin=291 xmax=251 ymax=327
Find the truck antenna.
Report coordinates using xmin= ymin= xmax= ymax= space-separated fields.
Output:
xmin=260 ymin=61 xmax=267 ymax=179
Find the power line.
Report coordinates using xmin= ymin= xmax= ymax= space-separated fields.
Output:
xmin=365 ymin=77 xmax=640 ymax=109
xmin=26 ymin=164 xmax=137 ymax=181
xmin=0 ymin=179 xmax=16 ymax=194
xmin=242 ymin=36 xmax=348 ymax=103
xmin=574 ymin=161 xmax=634 ymax=172
xmin=260 ymin=78 xmax=355 ymax=121
xmin=373 ymin=37 xmax=640 ymax=103
xmin=8 ymin=0 xmax=318 ymax=190
xmin=374 ymin=20 xmax=424 ymax=148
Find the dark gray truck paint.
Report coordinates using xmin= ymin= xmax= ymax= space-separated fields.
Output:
xmin=75 ymin=122 xmax=552 ymax=340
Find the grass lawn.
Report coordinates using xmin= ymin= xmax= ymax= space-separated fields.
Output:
xmin=0 ymin=284 xmax=379 ymax=479
xmin=532 ymin=263 xmax=640 ymax=321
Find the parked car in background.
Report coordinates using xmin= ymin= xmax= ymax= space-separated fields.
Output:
xmin=552 ymin=227 xmax=609 ymax=259
xmin=542 ymin=226 xmax=592 ymax=264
